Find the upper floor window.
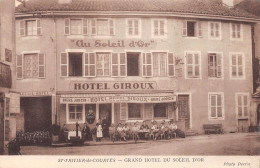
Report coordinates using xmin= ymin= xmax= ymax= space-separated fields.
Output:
xmin=185 ymin=51 xmax=201 ymax=78
xmin=236 ymin=93 xmax=249 ymax=118
xmin=230 ymin=23 xmax=242 ymax=40
xmin=208 ymin=53 xmax=222 ymax=78
xmin=65 ymin=18 xmax=114 ymax=36
xmin=208 ymin=22 xmax=221 ymax=40
xmin=152 ymin=19 xmax=167 ymax=37
xmin=182 ymin=20 xmax=202 ymax=37
xmin=230 ymin=53 xmax=245 ymax=79
xmin=19 ymin=19 xmax=41 ymax=36
xmin=16 ymin=53 xmax=45 ymax=79
xmin=126 ymin=19 xmax=141 ymax=37
xmin=208 ymin=93 xmax=224 ymax=120
xmin=60 ymin=51 xmax=175 ymax=78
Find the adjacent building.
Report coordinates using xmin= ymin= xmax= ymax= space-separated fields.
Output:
xmin=14 ymin=0 xmax=259 ymax=136
xmin=0 ymin=0 xmax=17 ymax=154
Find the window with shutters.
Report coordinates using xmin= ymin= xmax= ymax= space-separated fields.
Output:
xmin=209 ymin=22 xmax=221 ymax=40
xmin=208 ymin=53 xmax=222 ymax=78
xmin=208 ymin=93 xmax=224 ymax=120
xmin=154 ymin=103 xmax=167 ymax=118
xmin=185 ymin=52 xmax=201 ymax=78
xmin=230 ymin=53 xmax=245 ymax=79
xmin=230 ymin=23 xmax=242 ymax=40
xmin=152 ymin=19 xmax=167 ymax=38
xmin=127 ymin=53 xmax=140 ymax=76
xmin=126 ymin=19 xmax=141 ymax=37
xmin=112 ymin=53 xmax=126 ymax=77
xmin=236 ymin=93 xmax=249 ymax=119
xmin=69 ymin=53 xmax=83 ymax=76
xmin=20 ymin=19 xmax=41 ymax=36
xmin=128 ymin=103 xmax=142 ymax=119
xmin=182 ymin=20 xmax=202 ymax=37
xmin=153 ymin=52 xmax=167 ymax=77
xmin=142 ymin=53 xmax=152 ymax=77
xmin=17 ymin=53 xmax=45 ymax=79
xmin=96 ymin=53 xmax=110 ymax=76
xmin=68 ymin=104 xmax=84 ymax=123
xmin=70 ymin=19 xmax=83 ymax=35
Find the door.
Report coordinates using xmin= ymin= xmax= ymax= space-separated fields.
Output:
xmin=99 ymin=104 xmax=111 ymax=138
xmin=257 ymin=104 xmax=260 ymax=126
xmin=238 ymin=119 xmax=249 ymax=132
xmin=178 ymin=95 xmax=190 ymax=130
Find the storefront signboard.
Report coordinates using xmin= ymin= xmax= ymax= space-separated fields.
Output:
xmin=60 ymin=94 xmax=176 ymax=103
xmin=70 ymin=81 xmax=157 ymax=91
xmin=20 ymin=91 xmax=53 ymax=97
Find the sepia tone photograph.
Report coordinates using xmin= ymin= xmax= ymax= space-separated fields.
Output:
xmin=0 ymin=0 xmax=260 ymax=161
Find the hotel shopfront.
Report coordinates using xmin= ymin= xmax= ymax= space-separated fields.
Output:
xmin=15 ymin=0 xmax=257 ymax=135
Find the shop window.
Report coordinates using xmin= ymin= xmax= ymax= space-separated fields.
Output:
xmin=128 ymin=103 xmax=142 ymax=119
xmin=230 ymin=23 xmax=242 ymax=40
xmin=68 ymin=104 xmax=83 ymax=122
xmin=20 ymin=19 xmax=41 ymax=36
xmin=230 ymin=53 xmax=245 ymax=79
xmin=69 ymin=53 xmax=83 ymax=77
xmin=126 ymin=19 xmax=140 ymax=37
xmin=209 ymin=93 xmax=224 ymax=120
xmin=154 ymin=103 xmax=167 ymax=118
xmin=236 ymin=93 xmax=249 ymax=118
xmin=182 ymin=20 xmax=202 ymax=37
xmin=185 ymin=52 xmax=201 ymax=78
xmin=208 ymin=53 xmax=222 ymax=78
xmin=127 ymin=53 xmax=140 ymax=76
xmin=96 ymin=53 xmax=110 ymax=76
xmin=152 ymin=19 xmax=166 ymax=37
xmin=209 ymin=22 xmax=221 ymax=40
xmin=17 ymin=53 xmax=45 ymax=79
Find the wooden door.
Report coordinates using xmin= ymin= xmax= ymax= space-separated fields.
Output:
xmin=238 ymin=119 xmax=249 ymax=132
xmin=178 ymin=95 xmax=190 ymax=130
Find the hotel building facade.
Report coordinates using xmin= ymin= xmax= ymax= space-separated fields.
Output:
xmin=14 ymin=0 xmax=259 ymax=135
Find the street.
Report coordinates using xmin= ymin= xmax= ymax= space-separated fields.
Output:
xmin=18 ymin=133 xmax=260 ymax=155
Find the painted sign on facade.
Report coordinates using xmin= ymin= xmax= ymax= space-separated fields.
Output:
xmin=70 ymin=81 xmax=157 ymax=91
xmin=60 ymin=94 xmax=176 ymax=103
xmin=20 ymin=91 xmax=53 ymax=97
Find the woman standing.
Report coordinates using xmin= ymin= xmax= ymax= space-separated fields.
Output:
xmin=96 ymin=123 xmax=103 ymax=142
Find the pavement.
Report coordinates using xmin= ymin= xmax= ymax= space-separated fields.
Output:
xmin=4 ymin=132 xmax=260 ymax=155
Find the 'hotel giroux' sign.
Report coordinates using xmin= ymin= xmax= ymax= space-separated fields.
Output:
xmin=70 ymin=81 xmax=157 ymax=91
xmin=71 ymin=39 xmax=156 ymax=48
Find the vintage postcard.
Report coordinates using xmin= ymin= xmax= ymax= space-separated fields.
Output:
xmin=0 ymin=0 xmax=259 ymax=167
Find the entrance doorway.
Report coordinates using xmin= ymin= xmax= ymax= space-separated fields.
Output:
xmin=257 ymin=104 xmax=260 ymax=126
xmin=99 ymin=104 xmax=111 ymax=138
xmin=178 ymin=95 xmax=190 ymax=130
xmin=21 ymin=97 xmax=52 ymax=132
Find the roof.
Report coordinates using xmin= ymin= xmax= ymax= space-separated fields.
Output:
xmin=15 ymin=0 xmax=258 ymax=19
xmin=235 ymin=0 xmax=260 ymax=17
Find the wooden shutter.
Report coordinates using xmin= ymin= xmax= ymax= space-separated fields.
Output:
xmin=144 ymin=104 xmax=153 ymax=120
xmin=142 ymin=53 xmax=152 ymax=77
xmin=120 ymin=53 xmax=126 ymax=77
xmin=109 ymin=19 xmax=115 ymax=35
xmin=197 ymin=21 xmax=202 ymax=37
xmin=208 ymin=54 xmax=214 ymax=77
xmin=182 ymin=20 xmax=187 ymax=36
xmin=83 ymin=18 xmax=88 ymax=35
xmin=60 ymin=52 xmax=68 ymax=77
xmin=168 ymin=103 xmax=175 ymax=119
xmin=194 ymin=53 xmax=200 ymax=77
xmin=16 ymin=54 xmax=23 ymax=79
xmin=65 ymin=18 xmax=70 ymax=35
xmin=38 ymin=53 xmax=45 ymax=78
xmin=217 ymin=95 xmax=222 ymax=117
xmin=120 ymin=103 xmax=127 ymax=121
xmin=90 ymin=19 xmax=97 ymax=35
xmin=168 ymin=53 xmax=175 ymax=77
xmin=186 ymin=53 xmax=193 ymax=77
xmin=112 ymin=53 xmax=119 ymax=77
xmin=36 ymin=19 xmax=41 ymax=35
xmin=20 ymin=20 xmax=25 ymax=36
xmin=84 ymin=53 xmax=96 ymax=77
xmin=216 ymin=53 xmax=222 ymax=78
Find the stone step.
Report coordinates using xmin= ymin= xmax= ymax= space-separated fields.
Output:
xmin=185 ymin=130 xmax=197 ymax=136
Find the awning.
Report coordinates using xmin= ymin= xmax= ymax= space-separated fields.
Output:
xmin=60 ymin=93 xmax=176 ymax=104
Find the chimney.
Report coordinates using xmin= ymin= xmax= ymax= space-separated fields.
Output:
xmin=58 ymin=0 xmax=72 ymax=4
